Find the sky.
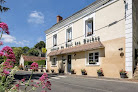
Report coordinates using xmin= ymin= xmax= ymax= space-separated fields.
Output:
xmin=0 ymin=0 xmax=95 ymax=49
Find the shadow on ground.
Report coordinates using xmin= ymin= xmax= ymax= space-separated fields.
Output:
xmin=14 ymin=71 xmax=64 ymax=80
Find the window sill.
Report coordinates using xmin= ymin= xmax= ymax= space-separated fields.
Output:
xmin=51 ymin=65 xmax=57 ymax=67
xmin=86 ymin=64 xmax=100 ymax=66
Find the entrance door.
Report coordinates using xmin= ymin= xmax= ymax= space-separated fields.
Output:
xmin=67 ymin=55 xmax=71 ymax=73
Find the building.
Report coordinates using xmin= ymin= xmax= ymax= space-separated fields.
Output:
xmin=45 ymin=0 xmax=138 ymax=78
xmin=19 ymin=55 xmax=45 ymax=67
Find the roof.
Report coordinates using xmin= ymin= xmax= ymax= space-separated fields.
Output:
xmin=45 ymin=0 xmax=111 ymax=34
xmin=48 ymin=41 xmax=104 ymax=56
xmin=22 ymin=55 xmax=45 ymax=62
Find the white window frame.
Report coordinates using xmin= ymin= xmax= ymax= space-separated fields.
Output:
xmin=66 ymin=27 xmax=72 ymax=42
xmin=86 ymin=19 xmax=94 ymax=37
xmin=53 ymin=34 xmax=57 ymax=47
xmin=86 ymin=51 xmax=100 ymax=66
xmin=83 ymin=13 xmax=95 ymax=39
xmin=51 ymin=57 xmax=57 ymax=67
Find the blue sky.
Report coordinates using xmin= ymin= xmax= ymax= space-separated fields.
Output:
xmin=0 ymin=0 xmax=95 ymax=49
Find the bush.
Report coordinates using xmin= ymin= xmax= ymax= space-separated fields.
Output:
xmin=24 ymin=60 xmax=46 ymax=65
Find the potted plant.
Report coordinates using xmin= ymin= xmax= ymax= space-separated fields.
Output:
xmin=89 ymin=61 xmax=96 ymax=64
xmin=71 ymin=69 xmax=75 ymax=74
xmin=51 ymin=69 xmax=54 ymax=73
xmin=97 ymin=68 xmax=104 ymax=76
xmin=81 ymin=69 xmax=87 ymax=75
xmin=120 ymin=69 xmax=128 ymax=78
xmin=58 ymin=68 xmax=64 ymax=73
xmin=46 ymin=69 xmax=49 ymax=73
xmin=87 ymin=32 xmax=92 ymax=36
xmin=68 ymin=39 xmax=71 ymax=42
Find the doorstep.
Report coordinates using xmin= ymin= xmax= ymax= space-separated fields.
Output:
xmin=64 ymin=74 xmax=138 ymax=83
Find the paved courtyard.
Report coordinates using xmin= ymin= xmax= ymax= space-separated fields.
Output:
xmin=15 ymin=71 xmax=138 ymax=92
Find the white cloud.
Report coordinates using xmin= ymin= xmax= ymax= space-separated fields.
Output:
xmin=37 ymin=37 xmax=44 ymax=42
xmin=28 ymin=11 xmax=44 ymax=24
xmin=2 ymin=34 xmax=29 ymax=46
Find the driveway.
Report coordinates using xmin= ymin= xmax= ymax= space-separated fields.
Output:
xmin=15 ymin=71 xmax=138 ymax=92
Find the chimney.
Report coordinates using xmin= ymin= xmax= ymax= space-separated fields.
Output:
xmin=57 ymin=15 xmax=63 ymax=23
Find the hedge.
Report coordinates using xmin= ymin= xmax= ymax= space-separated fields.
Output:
xmin=24 ymin=60 xmax=46 ymax=65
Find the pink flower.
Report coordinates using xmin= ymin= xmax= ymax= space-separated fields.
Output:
xmin=0 ymin=52 xmax=4 ymax=56
xmin=30 ymin=62 xmax=38 ymax=71
xmin=21 ymin=78 xmax=25 ymax=82
xmin=3 ymin=61 xmax=13 ymax=69
xmin=0 ymin=22 xmax=9 ymax=34
xmin=2 ymin=69 xmax=9 ymax=75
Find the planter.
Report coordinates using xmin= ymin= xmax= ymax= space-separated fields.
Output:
xmin=97 ymin=72 xmax=104 ymax=76
xmin=82 ymin=72 xmax=87 ymax=75
xmin=46 ymin=70 xmax=49 ymax=73
xmin=89 ymin=62 xmax=96 ymax=64
xmin=51 ymin=70 xmax=54 ymax=73
xmin=120 ymin=73 xmax=127 ymax=78
xmin=71 ymin=71 xmax=75 ymax=74
xmin=59 ymin=70 xmax=64 ymax=73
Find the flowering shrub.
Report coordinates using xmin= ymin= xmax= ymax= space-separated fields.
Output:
xmin=81 ymin=69 xmax=86 ymax=73
xmin=97 ymin=68 xmax=103 ymax=73
xmin=0 ymin=22 xmax=51 ymax=92
xmin=120 ymin=69 xmax=127 ymax=74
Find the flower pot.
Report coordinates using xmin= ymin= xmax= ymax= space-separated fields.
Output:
xmin=120 ymin=73 xmax=127 ymax=78
xmin=82 ymin=72 xmax=87 ymax=75
xmin=71 ymin=71 xmax=75 ymax=74
xmin=97 ymin=72 xmax=104 ymax=76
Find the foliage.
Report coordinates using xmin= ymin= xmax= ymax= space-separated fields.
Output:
xmin=120 ymin=69 xmax=127 ymax=74
xmin=22 ymin=46 xmax=30 ymax=54
xmin=24 ymin=60 xmax=46 ymax=66
xmin=81 ymin=69 xmax=86 ymax=72
xmin=34 ymin=41 xmax=45 ymax=50
xmin=97 ymin=68 xmax=103 ymax=73
xmin=0 ymin=0 xmax=9 ymax=12
xmin=27 ymin=48 xmax=39 ymax=56
xmin=12 ymin=47 xmax=23 ymax=65
xmin=0 ymin=22 xmax=51 ymax=92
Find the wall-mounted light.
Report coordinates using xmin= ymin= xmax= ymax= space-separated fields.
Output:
xmin=123 ymin=0 xmax=126 ymax=4
xmin=118 ymin=48 xmax=123 ymax=51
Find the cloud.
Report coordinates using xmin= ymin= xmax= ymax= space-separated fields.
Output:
xmin=28 ymin=11 xmax=44 ymax=24
xmin=2 ymin=34 xmax=29 ymax=46
xmin=37 ymin=36 xmax=44 ymax=42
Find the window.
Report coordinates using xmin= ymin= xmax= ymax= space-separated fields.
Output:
xmin=66 ymin=28 xmax=72 ymax=42
xmin=88 ymin=52 xmax=99 ymax=64
xmin=86 ymin=19 xmax=93 ymax=37
xmin=52 ymin=58 xmax=57 ymax=66
xmin=53 ymin=34 xmax=57 ymax=47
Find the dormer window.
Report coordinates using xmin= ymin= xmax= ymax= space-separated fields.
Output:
xmin=66 ymin=28 xmax=72 ymax=42
xmin=53 ymin=34 xmax=57 ymax=47
xmin=86 ymin=19 xmax=93 ymax=37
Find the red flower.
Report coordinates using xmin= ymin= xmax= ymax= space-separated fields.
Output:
xmin=30 ymin=62 xmax=38 ymax=71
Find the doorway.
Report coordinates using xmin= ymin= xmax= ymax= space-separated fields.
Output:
xmin=67 ymin=55 xmax=71 ymax=73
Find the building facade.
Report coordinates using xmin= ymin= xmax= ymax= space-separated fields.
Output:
xmin=45 ymin=0 xmax=138 ymax=78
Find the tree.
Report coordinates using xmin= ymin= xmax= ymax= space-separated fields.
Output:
xmin=12 ymin=47 xmax=23 ymax=65
xmin=34 ymin=41 xmax=45 ymax=57
xmin=27 ymin=48 xmax=39 ymax=56
xmin=34 ymin=41 xmax=45 ymax=50
xmin=22 ymin=46 xmax=30 ymax=54
xmin=0 ymin=0 xmax=9 ymax=12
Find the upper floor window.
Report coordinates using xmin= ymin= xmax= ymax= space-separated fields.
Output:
xmin=53 ymin=34 xmax=57 ymax=47
xmin=85 ymin=19 xmax=93 ymax=37
xmin=66 ymin=28 xmax=72 ymax=42
xmin=88 ymin=52 xmax=99 ymax=65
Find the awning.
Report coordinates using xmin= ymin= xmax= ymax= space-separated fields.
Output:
xmin=48 ymin=41 xmax=104 ymax=56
